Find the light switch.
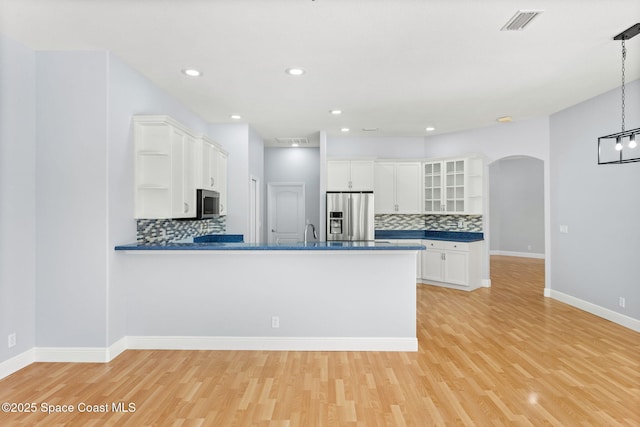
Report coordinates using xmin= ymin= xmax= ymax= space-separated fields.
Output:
xmin=559 ymin=225 xmax=569 ymax=234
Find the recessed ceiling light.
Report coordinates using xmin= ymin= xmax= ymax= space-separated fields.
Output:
xmin=497 ymin=116 xmax=513 ymax=123
xmin=340 ymin=128 xmax=350 ymax=132
xmin=291 ymin=143 xmax=299 ymax=147
xmin=329 ymin=109 xmax=342 ymax=115
xmin=182 ymin=68 xmax=202 ymax=77
xmin=285 ymin=68 xmax=305 ymax=76
xmin=230 ymin=115 xmax=242 ymax=120
xmin=362 ymin=127 xmax=379 ymax=132
xmin=425 ymin=126 xmax=435 ymax=132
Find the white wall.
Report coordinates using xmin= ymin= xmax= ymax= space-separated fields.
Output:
xmin=327 ymin=136 xmax=426 ymax=158
xmin=550 ymin=79 xmax=639 ymax=321
xmin=423 ymin=117 xmax=550 ymax=162
xmin=107 ymin=53 xmax=212 ymax=346
xmin=35 ymin=51 xmax=110 ymax=347
xmin=0 ymin=34 xmax=37 ymax=363
xmin=208 ymin=123 xmax=249 ymax=236
xmin=264 ymin=147 xmax=321 ymax=242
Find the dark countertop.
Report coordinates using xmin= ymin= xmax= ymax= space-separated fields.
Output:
xmin=115 ymin=237 xmax=425 ymax=251
xmin=375 ymin=230 xmax=484 ymax=242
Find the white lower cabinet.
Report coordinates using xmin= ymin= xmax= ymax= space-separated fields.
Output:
xmin=421 ymin=239 xmax=482 ymax=289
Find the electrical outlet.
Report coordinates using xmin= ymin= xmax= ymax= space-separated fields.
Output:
xmin=560 ymin=225 xmax=569 ymax=234
xmin=619 ymin=297 xmax=626 ymax=308
xmin=271 ymin=316 xmax=280 ymax=328
xmin=8 ymin=333 xmax=16 ymax=348
xmin=527 ymin=245 xmax=532 ymax=251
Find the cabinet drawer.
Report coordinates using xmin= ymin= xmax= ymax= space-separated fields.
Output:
xmin=422 ymin=240 xmax=469 ymax=252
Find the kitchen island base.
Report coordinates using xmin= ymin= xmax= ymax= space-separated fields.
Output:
xmin=117 ymin=250 xmax=419 ymax=352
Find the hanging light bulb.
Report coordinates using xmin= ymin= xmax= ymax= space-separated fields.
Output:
xmin=615 ymin=137 xmax=623 ymax=151
xmin=629 ymin=134 xmax=637 ymax=149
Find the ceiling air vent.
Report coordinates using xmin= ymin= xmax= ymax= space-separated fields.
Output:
xmin=501 ymin=10 xmax=543 ymax=31
xmin=275 ymin=137 xmax=309 ymax=146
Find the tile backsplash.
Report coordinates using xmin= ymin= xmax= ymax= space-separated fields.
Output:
xmin=375 ymin=214 xmax=483 ymax=232
xmin=137 ymin=217 xmax=226 ymax=244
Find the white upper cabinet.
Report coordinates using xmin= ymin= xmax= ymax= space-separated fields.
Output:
xmin=374 ymin=162 xmax=421 ymax=214
xmin=134 ymin=115 xmax=228 ymax=219
xmin=423 ymin=156 xmax=483 ymax=214
xmin=134 ymin=116 xmax=196 ymax=219
xmin=327 ymin=160 xmax=374 ymax=191
xmin=197 ymin=135 xmax=228 ymax=215
xmin=217 ymin=150 xmax=228 ymax=215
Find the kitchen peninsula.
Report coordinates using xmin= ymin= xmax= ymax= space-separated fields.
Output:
xmin=115 ymin=239 xmax=424 ymax=352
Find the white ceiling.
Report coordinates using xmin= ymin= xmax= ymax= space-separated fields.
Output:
xmin=1 ymin=0 xmax=639 ymax=146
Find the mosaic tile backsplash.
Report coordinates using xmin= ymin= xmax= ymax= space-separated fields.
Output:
xmin=137 ymin=217 xmax=226 ymax=244
xmin=375 ymin=214 xmax=483 ymax=232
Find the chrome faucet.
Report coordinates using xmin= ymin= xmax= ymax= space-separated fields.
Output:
xmin=304 ymin=223 xmax=317 ymax=245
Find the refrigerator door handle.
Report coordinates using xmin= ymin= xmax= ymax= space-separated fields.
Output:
xmin=348 ymin=196 xmax=353 ymax=238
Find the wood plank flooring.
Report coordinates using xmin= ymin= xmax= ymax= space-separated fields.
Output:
xmin=1 ymin=256 xmax=638 ymax=426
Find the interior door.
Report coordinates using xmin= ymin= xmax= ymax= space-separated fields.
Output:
xmin=267 ymin=183 xmax=305 ymax=244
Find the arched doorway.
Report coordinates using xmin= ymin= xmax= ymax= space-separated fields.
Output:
xmin=488 ymin=155 xmax=546 ymax=290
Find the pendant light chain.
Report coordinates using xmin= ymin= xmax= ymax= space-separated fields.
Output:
xmin=621 ymin=38 xmax=626 ymax=132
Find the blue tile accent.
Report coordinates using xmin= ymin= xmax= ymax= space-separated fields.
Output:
xmin=375 ymin=230 xmax=483 ymax=242
xmin=193 ymin=234 xmax=244 ymax=243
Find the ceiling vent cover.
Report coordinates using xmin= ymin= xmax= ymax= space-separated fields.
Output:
xmin=275 ymin=137 xmax=309 ymax=146
xmin=501 ymin=10 xmax=543 ymax=31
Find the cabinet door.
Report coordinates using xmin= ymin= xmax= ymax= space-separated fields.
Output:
xmin=374 ymin=162 xmax=396 ymax=213
xmin=443 ymin=250 xmax=469 ymax=286
xmin=395 ymin=162 xmax=422 ymax=213
xmin=183 ymin=134 xmax=196 ymax=217
xmin=170 ymin=128 xmax=186 ymax=218
xmin=201 ymin=141 xmax=217 ymax=190
xmin=217 ymin=150 xmax=228 ymax=215
xmin=444 ymin=159 xmax=465 ymax=213
xmin=327 ymin=161 xmax=351 ymax=190
xmin=423 ymin=161 xmax=443 ymax=213
xmin=349 ymin=160 xmax=374 ymax=190
xmin=422 ymin=248 xmax=445 ymax=282
xmin=170 ymin=129 xmax=196 ymax=218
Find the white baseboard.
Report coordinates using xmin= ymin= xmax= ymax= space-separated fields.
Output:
xmin=550 ymin=290 xmax=640 ymax=333
xmin=127 ymin=336 xmax=418 ymax=352
xmin=35 ymin=337 xmax=129 ymax=364
xmin=481 ymin=279 xmax=491 ymax=287
xmin=490 ymin=250 xmax=545 ymax=259
xmin=0 ymin=348 xmax=35 ymax=380
xmin=0 ymin=336 xmax=417 ymax=379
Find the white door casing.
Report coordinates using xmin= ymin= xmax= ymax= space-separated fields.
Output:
xmin=267 ymin=183 xmax=305 ymax=244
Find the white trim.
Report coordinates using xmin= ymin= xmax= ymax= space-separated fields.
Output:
xmin=481 ymin=279 xmax=491 ymax=287
xmin=490 ymin=250 xmax=545 ymax=259
xmin=107 ymin=337 xmax=128 ymax=360
xmin=544 ymin=287 xmax=551 ymax=297
xmin=34 ymin=337 xmax=129 ymax=364
xmin=0 ymin=336 xmax=417 ymax=378
xmin=550 ymin=290 xmax=640 ymax=332
xmin=127 ymin=336 xmax=418 ymax=352
xmin=35 ymin=347 xmax=111 ymax=363
xmin=0 ymin=349 xmax=36 ymax=380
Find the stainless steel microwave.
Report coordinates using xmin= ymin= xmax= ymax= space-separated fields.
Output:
xmin=196 ymin=189 xmax=220 ymax=219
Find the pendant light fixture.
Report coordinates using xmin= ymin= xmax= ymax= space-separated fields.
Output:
xmin=598 ymin=23 xmax=640 ymax=165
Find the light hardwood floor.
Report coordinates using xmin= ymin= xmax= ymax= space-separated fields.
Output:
xmin=1 ymin=256 xmax=638 ymax=426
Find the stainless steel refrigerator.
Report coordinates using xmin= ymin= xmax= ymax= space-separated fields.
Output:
xmin=326 ymin=191 xmax=375 ymax=241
